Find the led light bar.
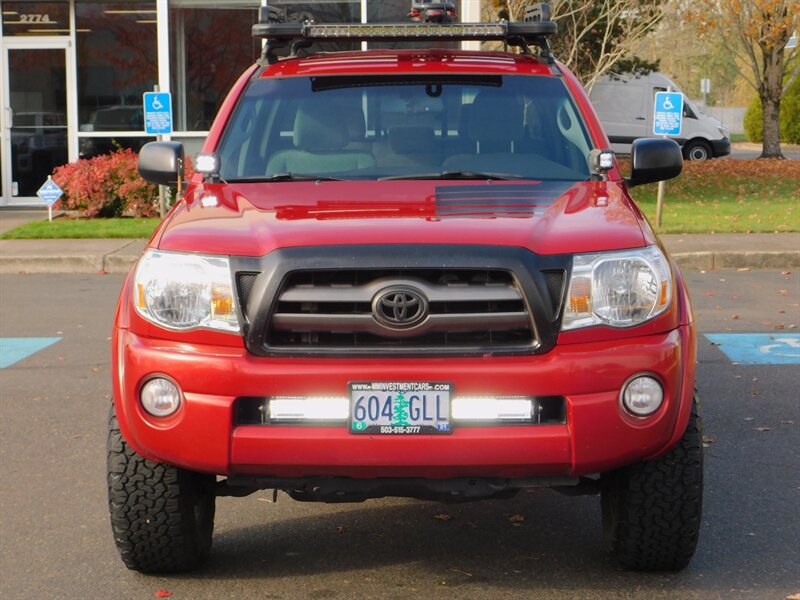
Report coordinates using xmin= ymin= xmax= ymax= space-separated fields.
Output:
xmin=253 ymin=21 xmax=556 ymax=44
xmin=309 ymin=23 xmax=503 ymax=39
xmin=451 ymin=397 xmax=534 ymax=422
xmin=268 ymin=397 xmax=349 ymax=421
xmin=266 ymin=395 xmax=545 ymax=424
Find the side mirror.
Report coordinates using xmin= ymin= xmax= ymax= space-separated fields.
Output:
xmin=138 ymin=141 xmax=184 ymax=187
xmin=626 ymin=138 xmax=683 ymax=187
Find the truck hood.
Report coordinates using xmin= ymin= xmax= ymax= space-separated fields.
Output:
xmin=156 ymin=180 xmax=647 ymax=256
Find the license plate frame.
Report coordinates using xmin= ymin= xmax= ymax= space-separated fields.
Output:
xmin=349 ymin=382 xmax=452 ymax=435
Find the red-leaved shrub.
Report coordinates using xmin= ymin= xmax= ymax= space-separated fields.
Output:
xmin=53 ymin=149 xmax=157 ymax=217
xmin=52 ymin=149 xmax=195 ymax=218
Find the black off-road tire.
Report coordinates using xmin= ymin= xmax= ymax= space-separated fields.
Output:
xmin=107 ymin=406 xmax=216 ymax=573
xmin=601 ymin=398 xmax=703 ymax=571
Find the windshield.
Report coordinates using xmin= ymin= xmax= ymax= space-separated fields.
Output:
xmin=218 ymin=74 xmax=593 ymax=182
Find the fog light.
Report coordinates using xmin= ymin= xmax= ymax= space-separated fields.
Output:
xmin=621 ymin=376 xmax=663 ymax=416
xmin=140 ymin=377 xmax=181 ymax=417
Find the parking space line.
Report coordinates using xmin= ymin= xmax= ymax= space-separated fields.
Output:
xmin=705 ymin=333 xmax=800 ymax=365
xmin=0 ymin=337 xmax=62 ymax=369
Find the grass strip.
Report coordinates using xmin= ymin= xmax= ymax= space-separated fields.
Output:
xmin=624 ymin=158 xmax=799 ymax=234
xmin=1 ymin=218 xmax=160 ymax=240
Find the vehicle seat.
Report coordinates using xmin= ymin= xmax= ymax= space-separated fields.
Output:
xmin=441 ymin=104 xmax=475 ymax=158
xmin=442 ymin=91 xmax=531 ymax=173
xmin=373 ymin=126 xmax=439 ymax=169
xmin=266 ymin=101 xmax=375 ymax=175
xmin=518 ymin=102 xmax=549 ymax=156
xmin=342 ymin=104 xmax=370 ymax=152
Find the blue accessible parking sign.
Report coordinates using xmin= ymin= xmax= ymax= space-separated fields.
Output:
xmin=143 ymin=92 xmax=173 ymax=135
xmin=653 ymin=91 xmax=684 ymax=136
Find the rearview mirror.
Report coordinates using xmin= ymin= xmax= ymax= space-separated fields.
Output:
xmin=626 ymin=138 xmax=683 ymax=187
xmin=138 ymin=142 xmax=185 ymax=187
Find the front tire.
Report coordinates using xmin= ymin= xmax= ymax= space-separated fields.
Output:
xmin=601 ymin=398 xmax=703 ymax=571
xmin=683 ymin=140 xmax=712 ymax=160
xmin=106 ymin=406 xmax=216 ymax=573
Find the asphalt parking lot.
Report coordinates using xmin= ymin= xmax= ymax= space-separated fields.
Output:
xmin=0 ymin=270 xmax=798 ymax=599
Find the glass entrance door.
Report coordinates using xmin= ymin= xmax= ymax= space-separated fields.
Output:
xmin=1 ymin=43 xmax=69 ymax=205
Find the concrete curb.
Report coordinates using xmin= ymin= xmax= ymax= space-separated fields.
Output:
xmin=0 ymin=239 xmax=147 ymax=274
xmin=672 ymin=251 xmax=800 ymax=271
xmin=0 ymin=255 xmax=105 ymax=274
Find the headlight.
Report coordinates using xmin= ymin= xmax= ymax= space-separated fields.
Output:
xmin=561 ymin=246 xmax=671 ymax=331
xmin=133 ymin=249 xmax=239 ymax=332
xmin=717 ymin=126 xmax=729 ymax=137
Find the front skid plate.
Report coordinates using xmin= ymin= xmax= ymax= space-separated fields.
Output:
xmin=220 ymin=475 xmax=582 ymax=503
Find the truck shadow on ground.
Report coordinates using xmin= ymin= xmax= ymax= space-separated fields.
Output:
xmin=157 ymin=473 xmax=800 ymax=598
xmin=180 ymin=490 xmax=698 ymax=593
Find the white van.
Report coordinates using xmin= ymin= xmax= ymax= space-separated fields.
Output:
xmin=589 ymin=72 xmax=730 ymax=160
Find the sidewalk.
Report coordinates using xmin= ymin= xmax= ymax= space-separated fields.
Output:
xmin=1 ymin=233 xmax=798 ymax=274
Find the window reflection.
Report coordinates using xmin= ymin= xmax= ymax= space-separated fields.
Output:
xmin=1 ymin=1 xmax=69 ymax=36
xmin=169 ymin=6 xmax=261 ymax=131
xmin=79 ymin=136 xmax=151 ymax=160
xmin=8 ymin=48 xmax=68 ymax=196
xmin=270 ymin=1 xmax=360 ymax=53
xmin=76 ymin=1 xmax=157 ymax=134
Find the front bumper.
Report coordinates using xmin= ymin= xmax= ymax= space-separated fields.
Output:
xmin=712 ymin=136 xmax=731 ymax=157
xmin=113 ymin=323 xmax=696 ymax=479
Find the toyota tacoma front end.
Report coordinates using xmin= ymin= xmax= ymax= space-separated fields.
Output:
xmin=107 ymin=9 xmax=702 ymax=574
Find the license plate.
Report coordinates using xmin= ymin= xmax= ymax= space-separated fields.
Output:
xmin=349 ymin=382 xmax=452 ymax=434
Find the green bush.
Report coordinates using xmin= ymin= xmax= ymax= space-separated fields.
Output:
xmin=743 ymin=95 xmax=762 ymax=143
xmin=782 ymin=77 xmax=800 ymax=144
xmin=743 ymin=77 xmax=800 ymax=144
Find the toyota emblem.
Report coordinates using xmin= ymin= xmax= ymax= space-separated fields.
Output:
xmin=372 ymin=286 xmax=429 ymax=329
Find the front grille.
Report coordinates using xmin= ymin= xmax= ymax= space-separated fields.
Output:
xmin=266 ymin=269 xmax=536 ymax=351
xmin=541 ymin=269 xmax=565 ymax=316
xmin=232 ymin=244 xmax=571 ymax=357
xmin=236 ymin=272 xmax=259 ymax=315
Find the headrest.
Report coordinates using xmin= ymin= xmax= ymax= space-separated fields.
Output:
xmin=341 ymin=104 xmax=366 ymax=141
xmin=468 ymin=92 xmax=525 ymax=143
xmin=389 ymin=126 xmax=436 ymax=154
xmin=293 ymin=101 xmax=348 ymax=150
xmin=525 ymin=102 xmax=543 ymax=137
xmin=458 ymin=104 xmax=473 ymax=135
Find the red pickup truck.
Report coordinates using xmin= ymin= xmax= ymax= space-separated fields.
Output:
xmin=108 ymin=9 xmax=702 ymax=575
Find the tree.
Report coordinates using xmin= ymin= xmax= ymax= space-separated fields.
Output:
xmin=631 ymin=1 xmax=748 ymax=108
xmin=490 ymin=0 xmax=666 ymax=89
xmin=687 ymin=0 xmax=800 ymax=159
xmin=744 ymin=75 xmax=800 ymax=143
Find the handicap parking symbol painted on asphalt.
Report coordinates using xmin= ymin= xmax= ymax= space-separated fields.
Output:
xmin=0 ymin=337 xmax=62 ymax=368
xmin=705 ymin=333 xmax=800 ymax=365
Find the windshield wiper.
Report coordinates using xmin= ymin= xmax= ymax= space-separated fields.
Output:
xmin=230 ymin=173 xmax=344 ymax=182
xmin=379 ymin=171 xmax=526 ymax=181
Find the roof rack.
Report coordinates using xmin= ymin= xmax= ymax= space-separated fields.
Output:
xmin=254 ymin=3 xmax=557 ymax=65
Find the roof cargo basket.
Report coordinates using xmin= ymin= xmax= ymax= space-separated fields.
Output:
xmin=254 ymin=2 xmax=556 ymax=64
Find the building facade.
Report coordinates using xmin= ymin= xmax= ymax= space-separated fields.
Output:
xmin=0 ymin=0 xmax=479 ymax=206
